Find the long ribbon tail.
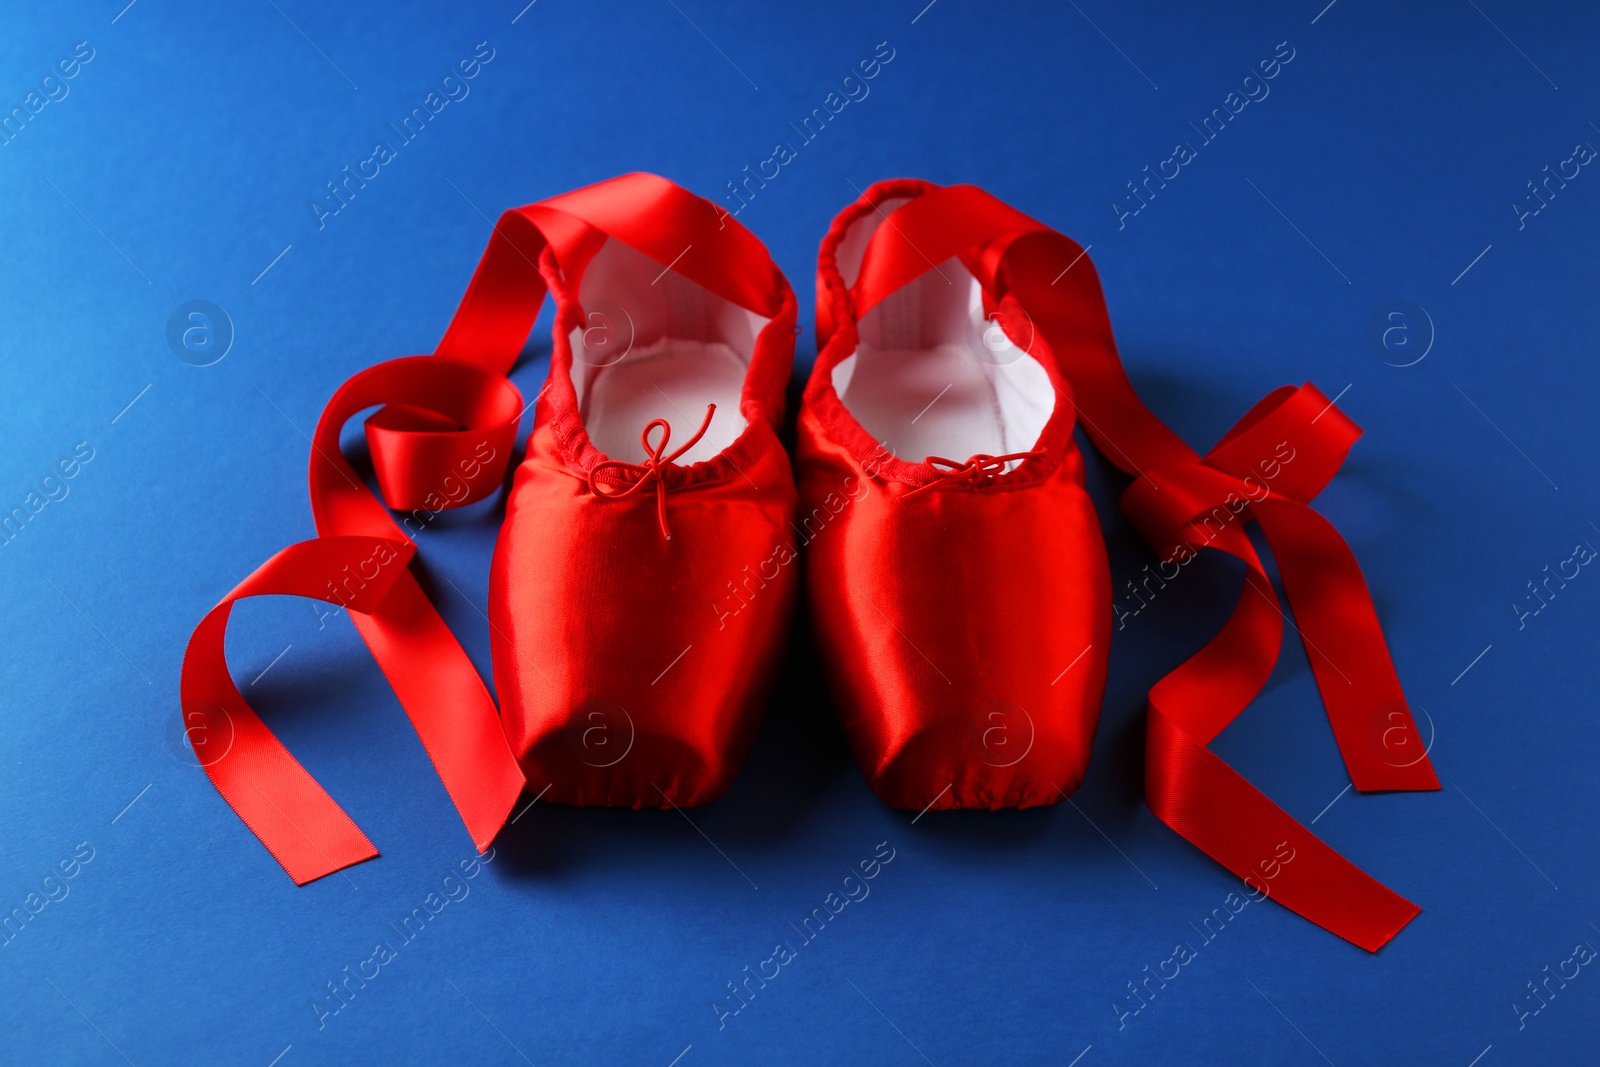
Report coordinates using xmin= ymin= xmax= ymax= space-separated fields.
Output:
xmin=1146 ymin=708 xmax=1420 ymax=952
xmin=182 ymin=537 xmax=399 ymax=883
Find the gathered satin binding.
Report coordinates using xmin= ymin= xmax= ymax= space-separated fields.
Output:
xmin=799 ymin=179 xmax=1439 ymax=952
xmin=181 ymin=173 xmax=798 ymax=883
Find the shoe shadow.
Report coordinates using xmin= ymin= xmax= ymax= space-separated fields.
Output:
xmin=492 ymin=592 xmax=854 ymax=881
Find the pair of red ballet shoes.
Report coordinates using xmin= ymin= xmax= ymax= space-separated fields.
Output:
xmin=188 ymin=171 xmax=1437 ymax=951
xmin=490 ymin=174 xmax=1108 ymax=814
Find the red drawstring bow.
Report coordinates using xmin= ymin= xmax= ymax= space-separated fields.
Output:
xmin=912 ymin=450 xmax=1046 ymax=494
xmin=587 ymin=404 xmax=717 ymax=539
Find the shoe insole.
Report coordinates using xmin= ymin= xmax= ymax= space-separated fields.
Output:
xmin=839 ymin=343 xmax=1007 ymax=464
xmin=582 ymin=339 xmax=748 ymax=465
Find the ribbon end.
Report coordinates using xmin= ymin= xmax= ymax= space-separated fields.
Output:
xmin=461 ymin=765 xmax=526 ymax=855
xmin=284 ymin=840 xmax=380 ymax=886
xmin=1350 ymin=761 xmax=1442 ymax=794
xmin=1351 ymin=900 xmax=1421 ymax=954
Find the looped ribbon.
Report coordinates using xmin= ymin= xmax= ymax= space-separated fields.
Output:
xmin=905 ymin=450 xmax=1045 ymax=496
xmin=182 ymin=356 xmax=527 ymax=884
xmin=183 ymin=174 xmax=786 ymax=883
xmin=844 ymin=181 xmax=1439 ymax=952
xmin=587 ymin=404 xmax=716 ymax=539
xmin=1124 ymin=383 xmax=1439 ymax=950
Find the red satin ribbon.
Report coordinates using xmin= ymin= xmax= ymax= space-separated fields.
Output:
xmin=845 ymin=183 xmax=1438 ymax=952
xmin=182 ymin=173 xmax=780 ymax=883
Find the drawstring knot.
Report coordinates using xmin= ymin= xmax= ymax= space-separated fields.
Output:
xmin=906 ymin=449 xmax=1044 ymax=496
xmin=587 ymin=403 xmax=716 ymax=539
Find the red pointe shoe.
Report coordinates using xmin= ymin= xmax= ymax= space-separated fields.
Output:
xmin=183 ymin=175 xmax=798 ymax=887
xmin=797 ymin=179 xmax=1113 ymax=811
xmin=489 ymin=176 xmax=800 ymax=807
xmin=799 ymin=178 xmax=1439 ymax=953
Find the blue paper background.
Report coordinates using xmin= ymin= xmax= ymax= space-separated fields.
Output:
xmin=3 ymin=1 xmax=1598 ymax=1063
